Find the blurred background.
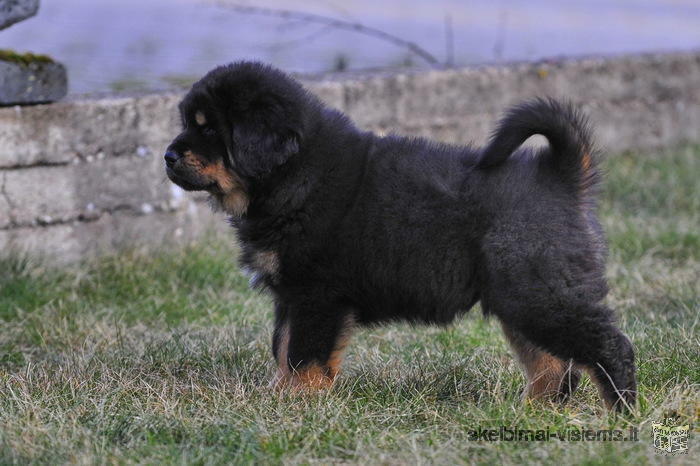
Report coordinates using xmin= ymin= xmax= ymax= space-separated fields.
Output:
xmin=3 ymin=0 xmax=699 ymax=95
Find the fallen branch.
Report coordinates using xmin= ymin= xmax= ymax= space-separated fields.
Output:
xmin=210 ymin=1 xmax=441 ymax=67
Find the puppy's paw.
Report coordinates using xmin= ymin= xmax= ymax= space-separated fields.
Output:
xmin=269 ymin=365 xmax=337 ymax=391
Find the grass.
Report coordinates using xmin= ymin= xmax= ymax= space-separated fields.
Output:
xmin=1 ymin=145 xmax=698 ymax=465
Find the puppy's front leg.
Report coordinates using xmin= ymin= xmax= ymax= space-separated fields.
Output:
xmin=270 ymin=303 xmax=354 ymax=390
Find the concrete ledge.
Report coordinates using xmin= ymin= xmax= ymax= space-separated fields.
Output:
xmin=0 ymin=93 xmax=180 ymax=168
xmin=0 ymin=201 xmax=228 ymax=264
xmin=1 ymin=51 xmax=699 ymax=263
xmin=0 ymin=153 xmax=174 ymax=229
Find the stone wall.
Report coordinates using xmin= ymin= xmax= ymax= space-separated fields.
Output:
xmin=1 ymin=51 xmax=699 ymax=262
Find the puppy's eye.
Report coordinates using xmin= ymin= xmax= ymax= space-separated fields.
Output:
xmin=202 ymin=126 xmax=217 ymax=137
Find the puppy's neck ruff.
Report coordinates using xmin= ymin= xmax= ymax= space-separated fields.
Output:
xmin=211 ymin=190 xmax=249 ymax=218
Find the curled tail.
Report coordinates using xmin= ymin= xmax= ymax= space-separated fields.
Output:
xmin=478 ymin=97 xmax=598 ymax=195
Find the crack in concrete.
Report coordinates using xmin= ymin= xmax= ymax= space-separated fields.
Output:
xmin=0 ymin=202 xmax=181 ymax=232
xmin=0 ymin=171 xmax=18 ymax=226
xmin=0 ymin=160 xmax=72 ymax=170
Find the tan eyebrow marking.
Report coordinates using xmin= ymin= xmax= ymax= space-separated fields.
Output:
xmin=195 ymin=111 xmax=206 ymax=126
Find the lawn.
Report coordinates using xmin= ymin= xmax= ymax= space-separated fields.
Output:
xmin=1 ymin=145 xmax=698 ymax=465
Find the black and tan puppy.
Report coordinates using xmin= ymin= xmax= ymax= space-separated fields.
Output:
xmin=164 ymin=62 xmax=636 ymax=411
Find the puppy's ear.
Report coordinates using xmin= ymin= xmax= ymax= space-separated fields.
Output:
xmin=230 ymin=114 xmax=300 ymax=179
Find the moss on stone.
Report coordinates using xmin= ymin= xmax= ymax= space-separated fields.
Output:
xmin=0 ymin=49 xmax=54 ymax=66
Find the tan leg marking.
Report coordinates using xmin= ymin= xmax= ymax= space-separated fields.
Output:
xmin=271 ymin=315 xmax=355 ymax=391
xmin=269 ymin=321 xmax=291 ymax=388
xmin=502 ymin=324 xmax=576 ymax=400
xmin=291 ymin=365 xmax=336 ymax=389
xmin=326 ymin=315 xmax=355 ymax=380
xmin=526 ymin=353 xmax=572 ymax=399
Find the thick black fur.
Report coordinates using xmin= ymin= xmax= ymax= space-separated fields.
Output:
xmin=165 ymin=62 xmax=637 ymax=410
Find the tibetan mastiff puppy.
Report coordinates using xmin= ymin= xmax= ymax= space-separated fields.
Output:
xmin=164 ymin=61 xmax=636 ymax=411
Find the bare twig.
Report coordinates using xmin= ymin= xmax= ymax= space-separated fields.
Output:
xmin=265 ymin=25 xmax=334 ymax=51
xmin=444 ymin=13 xmax=454 ymax=67
xmin=210 ymin=1 xmax=441 ymax=67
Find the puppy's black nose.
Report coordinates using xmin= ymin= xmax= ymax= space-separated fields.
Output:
xmin=164 ymin=151 xmax=181 ymax=167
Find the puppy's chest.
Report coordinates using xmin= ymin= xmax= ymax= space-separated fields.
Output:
xmin=240 ymin=245 xmax=281 ymax=288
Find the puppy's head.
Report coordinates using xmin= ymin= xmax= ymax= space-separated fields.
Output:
xmin=164 ymin=61 xmax=314 ymax=216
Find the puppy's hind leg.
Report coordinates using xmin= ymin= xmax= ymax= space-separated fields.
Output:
xmin=501 ymin=323 xmax=581 ymax=403
xmin=504 ymin=303 xmax=636 ymax=412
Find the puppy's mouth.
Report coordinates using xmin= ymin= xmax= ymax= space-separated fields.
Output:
xmin=166 ymin=167 xmax=216 ymax=191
